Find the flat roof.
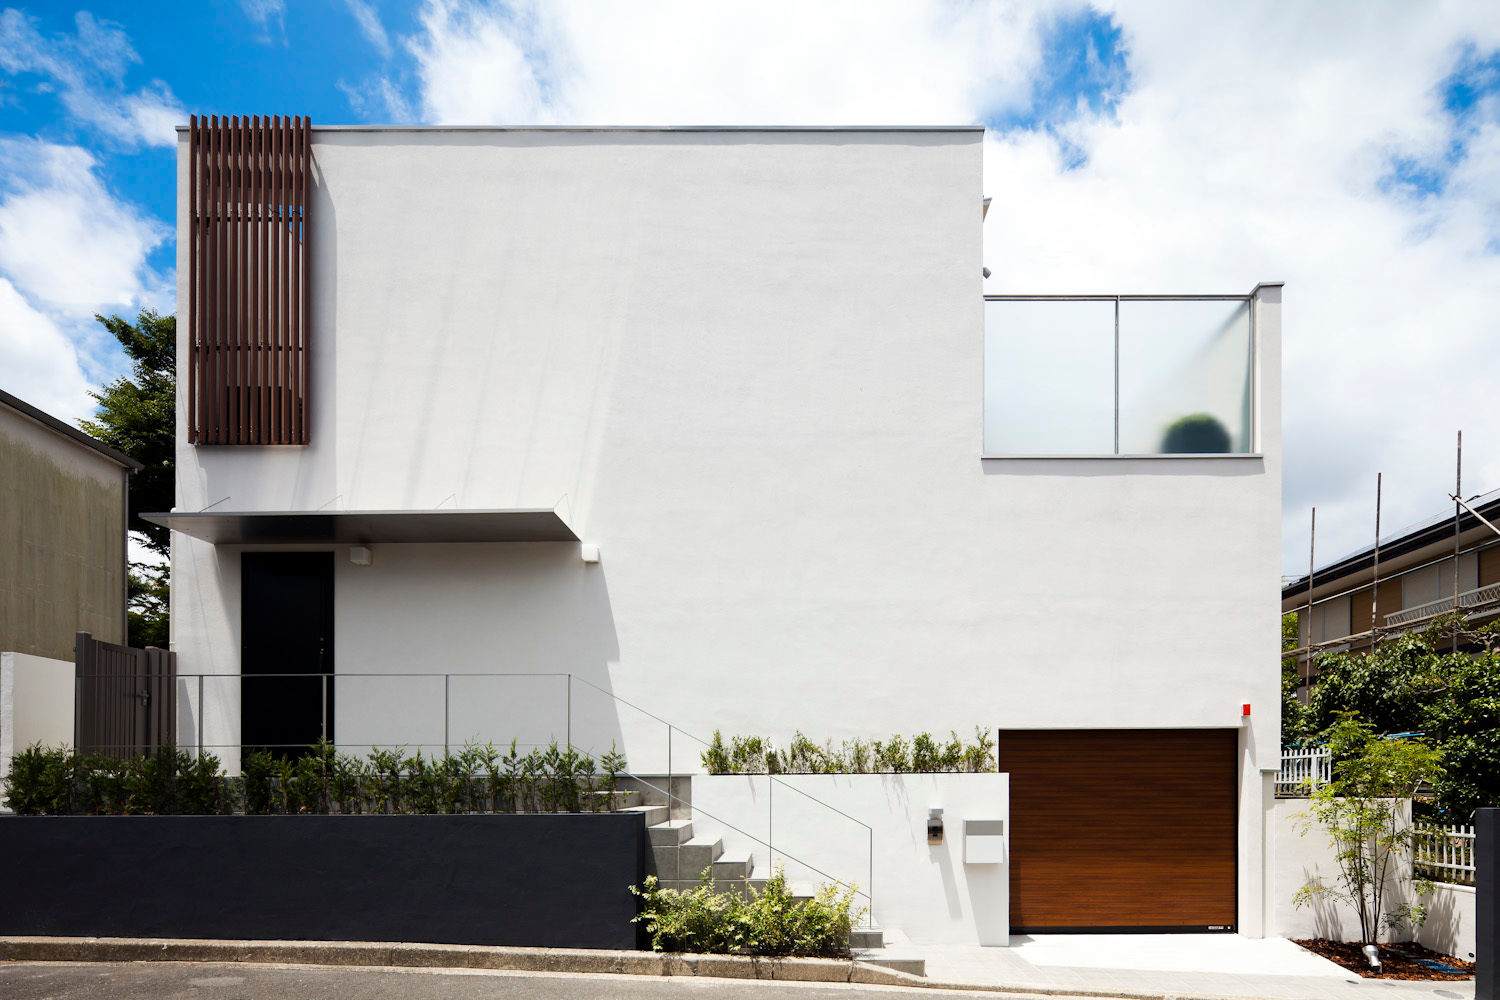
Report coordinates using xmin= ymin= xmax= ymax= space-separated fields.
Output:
xmin=0 ymin=387 xmax=142 ymax=471
xmin=175 ymin=124 xmax=986 ymax=134
xmin=1281 ymin=486 xmax=1500 ymax=600
xmin=142 ymin=508 xmax=579 ymax=545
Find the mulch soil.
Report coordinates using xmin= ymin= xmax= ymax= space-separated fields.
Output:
xmin=1292 ymin=938 xmax=1474 ymax=980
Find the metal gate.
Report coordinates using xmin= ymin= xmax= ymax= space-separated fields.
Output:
xmin=74 ymin=631 xmax=176 ymax=757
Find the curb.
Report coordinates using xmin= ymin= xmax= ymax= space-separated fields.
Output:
xmin=0 ymin=936 xmax=1275 ymax=1000
xmin=0 ymin=937 xmax=926 ymax=989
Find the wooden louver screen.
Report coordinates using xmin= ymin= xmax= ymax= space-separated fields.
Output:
xmin=188 ymin=114 xmax=310 ymax=445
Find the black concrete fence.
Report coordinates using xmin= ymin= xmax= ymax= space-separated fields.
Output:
xmin=0 ymin=813 xmax=646 ymax=949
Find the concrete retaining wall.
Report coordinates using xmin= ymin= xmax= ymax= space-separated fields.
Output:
xmin=0 ymin=813 xmax=646 ymax=949
xmin=692 ymin=773 xmax=1009 ymax=945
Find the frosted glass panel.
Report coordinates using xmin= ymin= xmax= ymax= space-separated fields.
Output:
xmin=984 ymin=299 xmax=1115 ymax=455
xmin=1117 ymin=300 xmax=1252 ymax=454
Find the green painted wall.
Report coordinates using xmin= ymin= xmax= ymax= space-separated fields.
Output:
xmin=0 ymin=409 xmax=128 ymax=660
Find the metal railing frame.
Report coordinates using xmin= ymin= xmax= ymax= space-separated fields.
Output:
xmin=71 ymin=668 xmax=877 ymax=921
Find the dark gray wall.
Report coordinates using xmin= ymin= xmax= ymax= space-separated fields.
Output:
xmin=1479 ymin=808 xmax=1496 ymax=1000
xmin=0 ymin=814 xmax=645 ymax=949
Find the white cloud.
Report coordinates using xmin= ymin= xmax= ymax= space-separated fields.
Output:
xmin=403 ymin=0 xmax=1043 ymax=126
xmin=346 ymin=0 xmax=391 ymax=58
xmin=239 ymin=0 xmax=285 ymax=37
xmin=0 ymin=9 xmax=183 ymax=147
xmin=0 ymin=137 xmax=167 ymax=319
xmin=0 ymin=276 xmax=94 ymax=423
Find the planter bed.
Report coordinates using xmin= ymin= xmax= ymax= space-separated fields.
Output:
xmin=1292 ymin=938 xmax=1474 ymax=980
xmin=0 ymin=813 xmax=645 ymax=949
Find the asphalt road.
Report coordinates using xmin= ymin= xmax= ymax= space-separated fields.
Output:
xmin=0 ymin=962 xmax=1043 ymax=1000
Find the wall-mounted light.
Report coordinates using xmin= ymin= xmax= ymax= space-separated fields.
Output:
xmin=349 ymin=546 xmax=372 ymax=566
xmin=580 ymin=543 xmax=601 ymax=564
xmin=927 ymin=807 xmax=944 ymax=845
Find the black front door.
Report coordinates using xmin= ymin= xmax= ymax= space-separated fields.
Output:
xmin=242 ymin=552 xmax=334 ymax=756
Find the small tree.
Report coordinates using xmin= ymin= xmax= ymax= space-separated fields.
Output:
xmin=1294 ymin=714 xmax=1441 ymax=945
xmin=79 ymin=310 xmax=176 ymax=647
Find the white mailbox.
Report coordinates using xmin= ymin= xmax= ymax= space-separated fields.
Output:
xmin=963 ymin=819 xmax=1007 ymax=864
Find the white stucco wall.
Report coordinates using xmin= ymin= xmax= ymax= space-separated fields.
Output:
xmin=692 ymin=773 xmax=1009 ymax=946
xmin=1416 ymin=883 xmax=1476 ymax=960
xmin=170 ymin=128 xmax=1282 ymax=931
xmin=1267 ymin=797 xmax=1472 ymax=957
xmin=0 ymin=651 xmax=74 ymax=806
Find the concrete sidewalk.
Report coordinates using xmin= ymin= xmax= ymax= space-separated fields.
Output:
xmin=916 ymin=936 xmax=1474 ymax=1000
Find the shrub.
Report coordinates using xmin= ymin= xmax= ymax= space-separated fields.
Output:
xmin=5 ymin=738 xmax=631 ymax=817
xmin=631 ymin=867 xmax=861 ymax=957
xmin=2 ymin=744 xmax=73 ymax=815
xmin=700 ymin=728 xmax=996 ymax=775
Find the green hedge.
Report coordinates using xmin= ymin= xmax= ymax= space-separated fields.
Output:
xmin=2 ymin=739 xmax=627 ymax=816
xmin=631 ymin=868 xmax=861 ymax=957
xmin=701 ymin=727 xmax=996 ymax=774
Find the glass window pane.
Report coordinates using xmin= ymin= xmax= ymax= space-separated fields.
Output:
xmin=1117 ymin=300 xmax=1252 ymax=454
xmin=984 ymin=299 xmax=1116 ymax=455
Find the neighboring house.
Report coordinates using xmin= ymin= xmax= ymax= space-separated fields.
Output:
xmin=158 ymin=119 xmax=1282 ymax=939
xmin=1281 ymin=488 xmax=1500 ymax=687
xmin=0 ymin=388 xmax=139 ymax=658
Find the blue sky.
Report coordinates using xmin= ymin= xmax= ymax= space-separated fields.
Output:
xmin=2 ymin=1 xmax=1500 ymax=572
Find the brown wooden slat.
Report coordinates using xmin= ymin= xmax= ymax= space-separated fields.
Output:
xmin=75 ymin=632 xmax=178 ymax=757
xmin=211 ymin=114 xmax=220 ymax=442
xmin=293 ymin=116 xmax=304 ymax=442
xmin=188 ymin=114 xmax=309 ymax=445
xmin=998 ymin=729 xmax=1238 ymax=932
xmin=188 ymin=116 xmax=199 ymax=443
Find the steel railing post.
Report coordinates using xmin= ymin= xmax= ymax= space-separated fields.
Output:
xmin=443 ymin=674 xmax=450 ymax=754
xmin=321 ymin=674 xmax=328 ymax=742
xmin=566 ymin=674 xmax=571 ymax=752
xmin=197 ymin=675 xmax=205 ymax=759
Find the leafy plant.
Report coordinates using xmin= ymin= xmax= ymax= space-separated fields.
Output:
xmin=700 ymin=727 xmax=997 ymax=774
xmin=600 ymin=742 xmax=627 ymax=812
xmin=631 ymin=866 xmax=861 ymax=957
xmin=1302 ymin=615 xmax=1500 ymax=818
xmin=2 ymin=744 xmax=73 ymax=815
xmin=1294 ymin=714 xmax=1442 ymax=945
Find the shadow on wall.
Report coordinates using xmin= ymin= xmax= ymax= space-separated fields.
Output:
xmin=328 ymin=541 xmax=626 ymax=762
xmin=1417 ymin=884 xmax=1475 ymax=959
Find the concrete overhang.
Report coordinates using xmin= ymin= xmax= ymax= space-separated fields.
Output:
xmin=141 ymin=509 xmax=579 ymax=545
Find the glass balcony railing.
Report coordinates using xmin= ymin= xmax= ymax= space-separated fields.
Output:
xmin=983 ymin=295 xmax=1256 ymax=457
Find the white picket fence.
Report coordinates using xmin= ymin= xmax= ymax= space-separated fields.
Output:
xmin=1275 ymin=748 xmax=1331 ymax=797
xmin=1414 ymin=823 xmax=1476 ymax=886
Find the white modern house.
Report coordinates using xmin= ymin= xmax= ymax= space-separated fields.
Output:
xmin=160 ymin=119 xmax=1282 ymax=946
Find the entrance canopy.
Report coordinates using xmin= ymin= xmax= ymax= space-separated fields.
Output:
xmin=141 ymin=508 xmax=580 ymax=545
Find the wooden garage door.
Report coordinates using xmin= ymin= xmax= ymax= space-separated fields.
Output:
xmin=998 ymin=729 xmax=1237 ymax=932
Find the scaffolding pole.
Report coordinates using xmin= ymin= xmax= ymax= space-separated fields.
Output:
xmin=1304 ymin=507 xmax=1316 ymax=684
xmin=1455 ymin=431 xmax=1463 ymax=654
xmin=1371 ymin=472 xmax=1382 ymax=653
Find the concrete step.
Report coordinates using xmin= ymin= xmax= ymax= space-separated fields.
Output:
xmin=650 ymin=846 xmax=681 ymax=880
xmin=853 ymin=951 xmax=925 ymax=977
xmin=709 ymin=851 xmax=753 ymax=880
xmin=745 ymin=877 xmax=818 ymax=903
xmin=848 ymin=927 xmax=884 ymax=949
xmin=621 ymin=804 xmax=669 ymax=827
xmin=648 ymin=819 xmax=693 ymax=847
xmin=677 ymin=836 xmax=723 ymax=878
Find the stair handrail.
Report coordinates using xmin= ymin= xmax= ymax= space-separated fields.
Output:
xmin=564 ymin=677 xmax=876 ymax=929
xmin=621 ymin=770 xmax=874 ymax=928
